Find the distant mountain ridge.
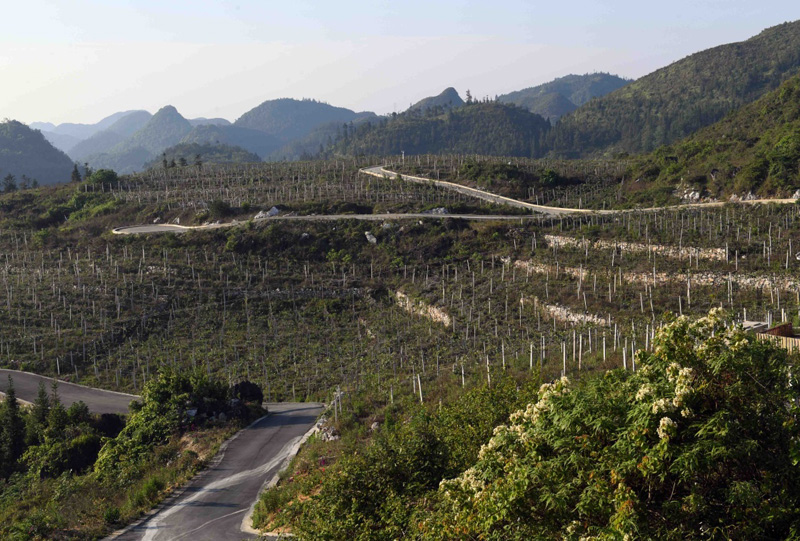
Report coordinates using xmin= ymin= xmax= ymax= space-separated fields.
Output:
xmin=498 ymin=73 xmax=630 ymax=123
xmin=82 ymin=106 xmax=193 ymax=173
xmin=549 ymin=20 xmax=800 ymax=157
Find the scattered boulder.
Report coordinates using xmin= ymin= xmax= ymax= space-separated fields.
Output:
xmin=370 ymin=421 xmax=380 ymax=432
xmin=793 ymin=189 xmax=800 ymax=200
xmin=365 ymin=231 xmax=377 ymax=244
xmin=423 ymin=207 xmax=449 ymax=215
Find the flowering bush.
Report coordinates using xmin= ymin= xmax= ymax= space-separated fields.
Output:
xmin=432 ymin=310 xmax=800 ymax=539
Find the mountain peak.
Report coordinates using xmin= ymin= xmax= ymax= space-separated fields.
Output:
xmin=408 ymin=88 xmax=465 ymax=113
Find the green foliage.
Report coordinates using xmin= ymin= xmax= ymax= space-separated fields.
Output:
xmin=94 ymin=367 xmax=230 ymax=481
xmin=432 ymin=310 xmax=800 ymax=539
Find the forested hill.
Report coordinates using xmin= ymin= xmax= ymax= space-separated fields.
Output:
xmin=498 ymin=73 xmax=629 ymax=123
xmin=0 ymin=120 xmax=74 ymax=186
xmin=234 ymin=98 xmax=375 ymax=143
xmin=549 ymin=20 xmax=800 ymax=157
xmin=329 ymin=101 xmax=550 ymax=158
xmin=630 ymin=74 xmax=800 ymax=197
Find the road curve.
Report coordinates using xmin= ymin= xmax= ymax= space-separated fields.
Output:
xmin=0 ymin=369 xmax=138 ymax=415
xmin=361 ymin=166 xmax=798 ymax=214
xmin=109 ymin=402 xmax=324 ymax=541
xmin=361 ymin=165 xmax=592 ymax=215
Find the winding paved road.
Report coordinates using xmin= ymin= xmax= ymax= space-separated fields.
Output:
xmin=0 ymin=369 xmax=137 ymax=414
xmin=110 ymin=402 xmax=323 ymax=541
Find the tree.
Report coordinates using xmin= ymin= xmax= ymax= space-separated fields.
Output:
xmin=434 ymin=310 xmax=800 ymax=539
xmin=2 ymin=173 xmax=17 ymax=193
xmin=0 ymin=377 xmax=25 ymax=477
xmin=26 ymin=381 xmax=50 ymax=446
xmin=178 ymin=157 xmax=188 ymax=167
xmin=71 ymin=164 xmax=82 ymax=183
xmin=194 ymin=154 xmax=202 ymax=169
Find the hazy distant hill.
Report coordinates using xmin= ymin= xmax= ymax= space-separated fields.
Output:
xmin=30 ymin=110 xmax=144 ymax=141
xmin=70 ymin=111 xmax=153 ymax=161
xmin=0 ymin=120 xmax=74 ymax=185
xmin=39 ymin=131 xmax=82 ymax=153
xmin=188 ymin=118 xmax=231 ymax=127
xmin=181 ymin=124 xmax=281 ymax=159
xmin=144 ymin=142 xmax=261 ymax=169
xmin=407 ymin=88 xmax=464 ymax=114
xmin=631 ymin=73 xmax=800 ymax=197
xmin=269 ymin=112 xmax=377 ymax=161
xmin=235 ymin=98 xmax=373 ymax=144
xmin=549 ymin=21 xmax=800 ymax=157
xmin=498 ymin=73 xmax=630 ymax=123
xmin=84 ymin=106 xmax=193 ymax=173
xmin=331 ymin=101 xmax=550 ymax=158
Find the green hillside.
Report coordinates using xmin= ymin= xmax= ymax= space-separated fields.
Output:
xmin=630 ymin=74 xmax=800 ymax=197
xmin=330 ymin=101 xmax=551 ymax=158
xmin=0 ymin=120 xmax=74 ymax=186
xmin=550 ymin=21 xmax=800 ymax=157
xmin=498 ymin=73 xmax=629 ymax=122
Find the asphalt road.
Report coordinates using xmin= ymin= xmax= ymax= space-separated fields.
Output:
xmin=0 ymin=369 xmax=138 ymax=414
xmin=111 ymin=402 xmax=324 ymax=541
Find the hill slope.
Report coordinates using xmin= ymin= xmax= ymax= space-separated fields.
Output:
xmin=550 ymin=21 xmax=800 ymax=157
xmin=0 ymin=120 xmax=75 ymax=185
xmin=498 ymin=73 xmax=629 ymax=122
xmin=330 ymin=101 xmax=550 ymax=158
xmin=631 ymin=74 xmax=800 ymax=197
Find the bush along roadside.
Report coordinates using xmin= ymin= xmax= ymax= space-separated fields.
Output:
xmin=0 ymin=368 xmax=266 ymax=539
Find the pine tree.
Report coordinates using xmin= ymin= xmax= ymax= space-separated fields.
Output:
xmin=71 ymin=164 xmax=82 ymax=183
xmin=0 ymin=377 xmax=25 ymax=477
xmin=26 ymin=381 xmax=50 ymax=446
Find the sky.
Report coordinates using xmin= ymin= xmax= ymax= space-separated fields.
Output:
xmin=2 ymin=0 xmax=799 ymax=125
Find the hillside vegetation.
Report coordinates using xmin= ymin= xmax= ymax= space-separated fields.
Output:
xmin=550 ymin=21 xmax=800 ymax=157
xmin=628 ymin=74 xmax=800 ymax=197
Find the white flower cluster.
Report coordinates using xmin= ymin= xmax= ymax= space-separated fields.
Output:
xmin=635 ymin=384 xmax=653 ymax=401
xmin=657 ymin=417 xmax=677 ymax=440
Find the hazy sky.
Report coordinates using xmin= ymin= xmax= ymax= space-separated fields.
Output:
xmin=2 ymin=0 xmax=798 ymax=125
